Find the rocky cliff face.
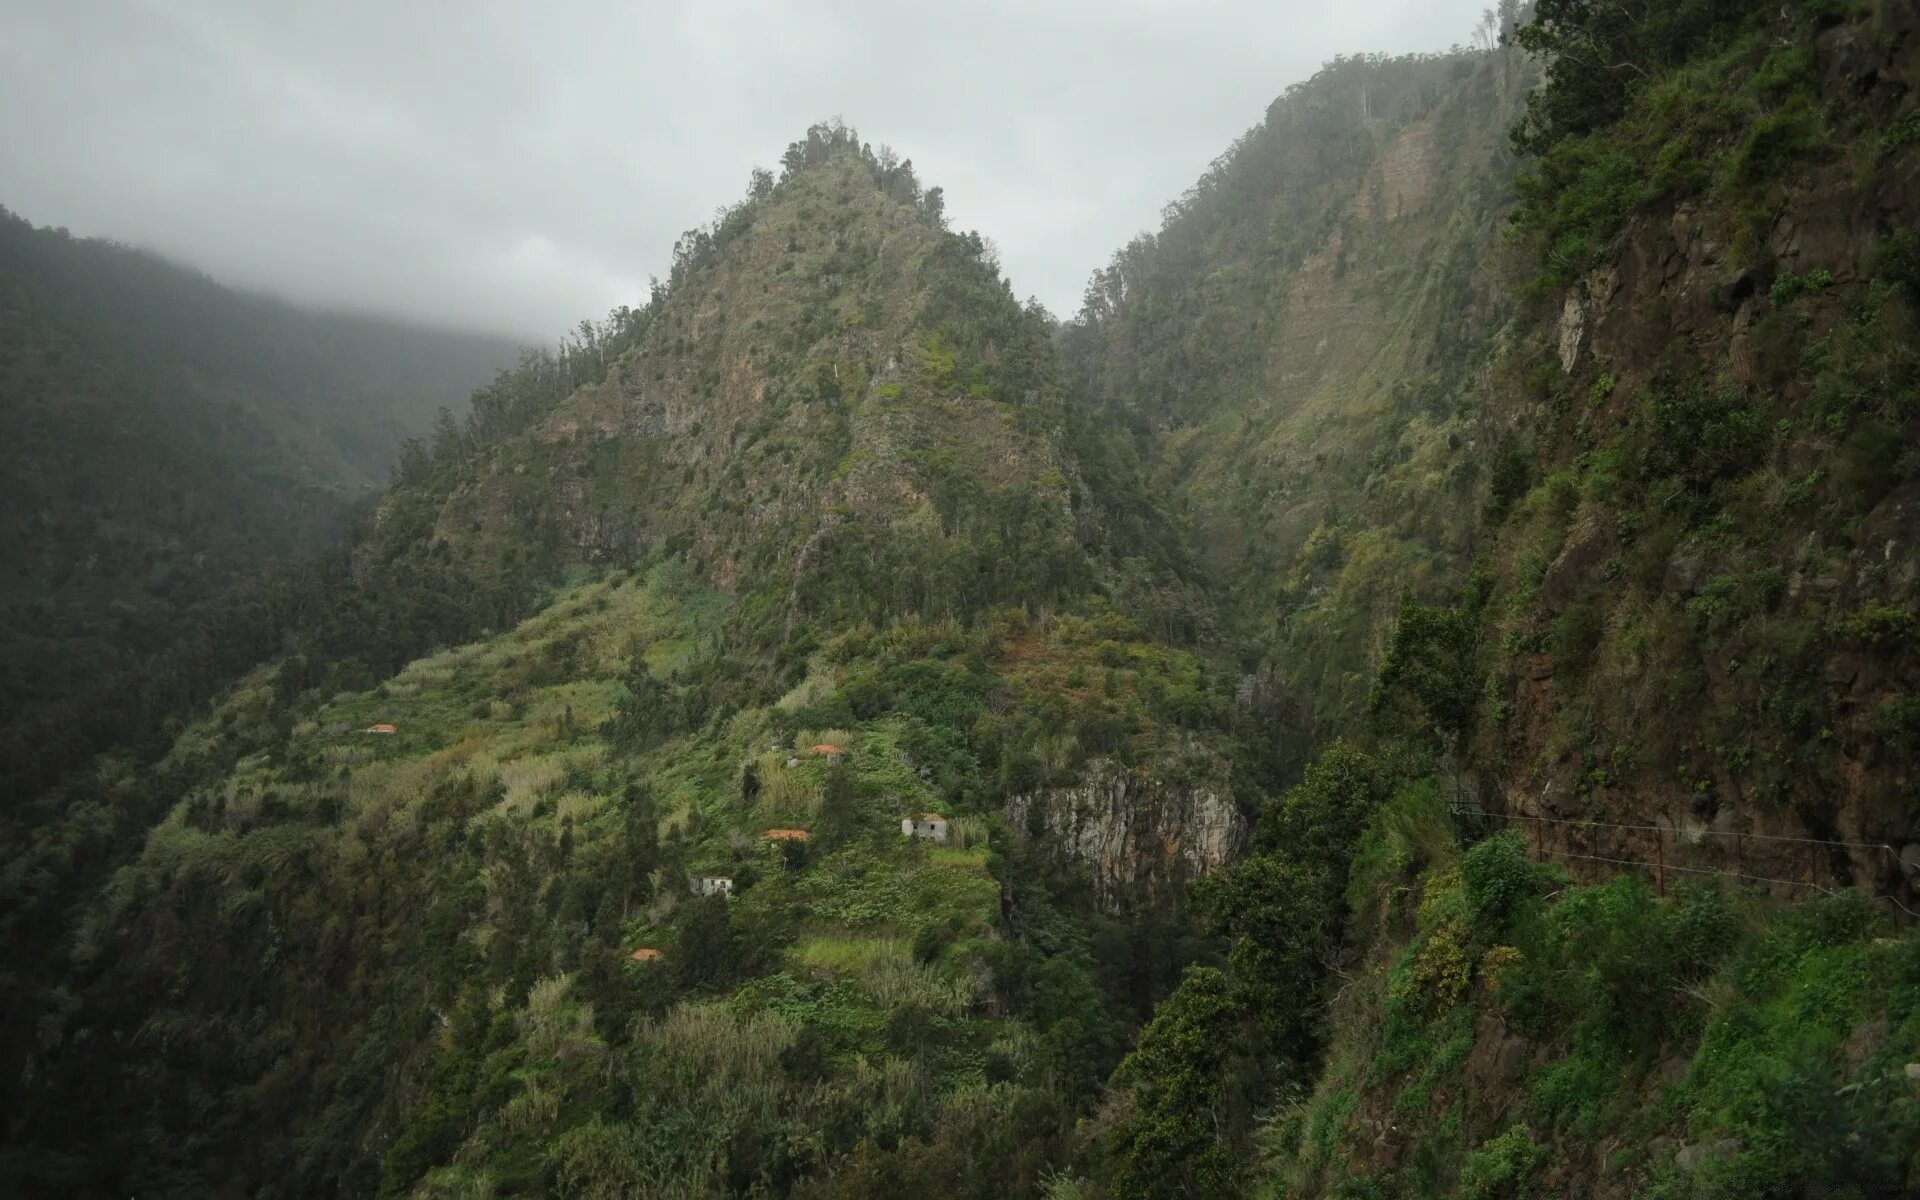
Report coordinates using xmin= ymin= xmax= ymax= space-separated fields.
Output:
xmin=1063 ymin=49 xmax=1536 ymax=779
xmin=1479 ymin=14 xmax=1920 ymax=908
xmin=1065 ymin=14 xmax=1920 ymax=910
xmin=1006 ymin=754 xmax=1245 ymax=911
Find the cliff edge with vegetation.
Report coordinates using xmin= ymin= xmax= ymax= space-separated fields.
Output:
xmin=2 ymin=2 xmax=1917 ymax=1197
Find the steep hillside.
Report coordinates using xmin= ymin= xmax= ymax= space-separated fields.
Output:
xmin=0 ymin=206 xmax=521 ymax=733
xmin=369 ymin=126 xmax=1097 ymax=639
xmin=1063 ymin=2 xmax=1920 ymax=1197
xmin=1473 ymin=0 xmax=1920 ymax=899
xmin=1065 ymin=1 xmax=1919 ymax=889
xmin=1 ymin=127 xmax=1251 ymax=1198
xmin=1063 ymin=44 xmax=1535 ymax=770
xmin=7 ymin=3 xmax=1920 ymax=1197
xmin=1284 ymin=6 xmax=1920 ymax=1181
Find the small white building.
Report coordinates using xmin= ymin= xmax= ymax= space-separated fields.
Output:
xmin=900 ymin=813 xmax=950 ymax=843
xmin=691 ymin=875 xmax=734 ymax=897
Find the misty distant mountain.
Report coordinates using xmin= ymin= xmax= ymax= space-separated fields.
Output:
xmin=0 ymin=204 xmax=521 ymax=730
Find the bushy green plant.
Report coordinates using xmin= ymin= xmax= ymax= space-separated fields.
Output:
xmin=1104 ymin=966 xmax=1248 ymax=1199
xmin=1459 ymin=831 xmax=1545 ymax=939
xmin=1871 ymin=228 xmax=1920 ymax=300
xmin=1512 ymin=2 xmax=1846 ymax=286
xmin=1455 ymin=1124 xmax=1549 ymax=1200
xmin=1370 ymin=600 xmax=1483 ymax=754
xmin=1769 ymin=267 xmax=1833 ymax=307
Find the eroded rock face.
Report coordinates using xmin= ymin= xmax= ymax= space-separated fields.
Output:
xmin=1005 ymin=756 xmax=1246 ymax=912
xmin=1477 ymin=25 xmax=1920 ymax=914
xmin=1556 ymin=290 xmax=1585 ymax=373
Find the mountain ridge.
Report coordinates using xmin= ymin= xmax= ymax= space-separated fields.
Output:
xmin=5 ymin=5 xmax=1920 ymax=1196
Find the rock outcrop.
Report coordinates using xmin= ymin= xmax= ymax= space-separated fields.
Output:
xmin=1006 ymin=756 xmax=1246 ymax=911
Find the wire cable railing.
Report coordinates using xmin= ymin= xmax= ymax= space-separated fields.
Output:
xmin=1447 ymin=801 xmax=1917 ymax=922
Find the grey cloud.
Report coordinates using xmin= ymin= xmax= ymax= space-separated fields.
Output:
xmin=0 ymin=0 xmax=1491 ymax=340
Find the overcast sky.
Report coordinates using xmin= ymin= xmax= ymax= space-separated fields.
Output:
xmin=0 ymin=0 xmax=1489 ymax=341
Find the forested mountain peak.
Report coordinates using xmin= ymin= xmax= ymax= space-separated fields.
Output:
xmin=367 ymin=120 xmax=1102 ymax=644
xmin=3 ymin=122 xmax=1256 ymax=1197
xmin=6 ymin=4 xmax=1920 ymax=1198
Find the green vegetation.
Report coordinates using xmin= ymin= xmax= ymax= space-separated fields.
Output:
xmin=9 ymin=562 xmax=1203 ymax=1195
xmin=1103 ymin=965 xmax=1247 ymax=1197
xmin=1061 ymin=43 xmax=1530 ymax=782
xmin=1 ymin=125 xmax=1241 ymax=1195
xmin=1470 ymin=0 xmax=1920 ymax=827
xmin=0 ymin=206 xmax=519 ymax=783
xmin=1067 ymin=0 xmax=1920 ymax=1194
xmin=1455 ymin=1125 xmax=1549 ymax=1200
xmin=1093 ymin=741 xmax=1405 ymax=1196
xmin=1511 ymin=0 xmax=1855 ymax=284
xmin=1268 ymin=802 xmax=1919 ymax=1199
xmin=6 ymin=1 xmax=1920 ymax=1195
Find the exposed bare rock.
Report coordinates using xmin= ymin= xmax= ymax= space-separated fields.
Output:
xmin=1005 ymin=755 xmax=1246 ymax=911
xmin=1557 ymin=291 xmax=1586 ymax=373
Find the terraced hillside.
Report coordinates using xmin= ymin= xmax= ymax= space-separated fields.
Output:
xmin=4 ymin=4 xmax=1919 ymax=1198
